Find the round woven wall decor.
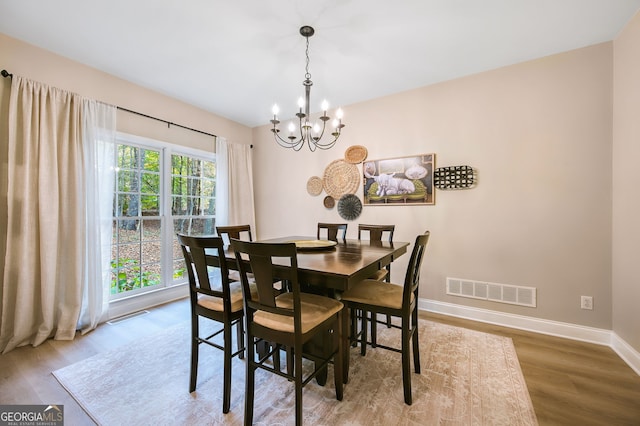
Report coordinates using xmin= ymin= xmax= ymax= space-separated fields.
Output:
xmin=323 ymin=195 xmax=335 ymax=209
xmin=306 ymin=176 xmax=324 ymax=196
xmin=322 ymin=159 xmax=360 ymax=199
xmin=337 ymin=194 xmax=363 ymax=221
xmin=344 ymin=145 xmax=368 ymax=164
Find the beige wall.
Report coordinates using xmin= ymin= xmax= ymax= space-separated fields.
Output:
xmin=0 ymin=32 xmax=252 ymax=149
xmin=613 ymin=12 xmax=640 ymax=351
xmin=253 ymin=42 xmax=614 ymax=330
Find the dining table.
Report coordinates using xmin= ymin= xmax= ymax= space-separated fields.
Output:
xmin=257 ymin=236 xmax=409 ymax=292
xmin=222 ymin=235 xmax=410 ymax=384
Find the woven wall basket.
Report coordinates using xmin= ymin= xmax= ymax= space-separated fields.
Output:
xmin=306 ymin=176 xmax=324 ymax=196
xmin=344 ymin=145 xmax=368 ymax=164
xmin=323 ymin=159 xmax=360 ymax=199
xmin=337 ymin=194 xmax=363 ymax=220
xmin=323 ymin=195 xmax=335 ymax=209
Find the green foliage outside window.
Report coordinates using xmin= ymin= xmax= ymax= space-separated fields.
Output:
xmin=110 ymin=259 xmax=161 ymax=294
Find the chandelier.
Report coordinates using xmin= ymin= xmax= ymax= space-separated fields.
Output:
xmin=270 ymin=26 xmax=345 ymax=151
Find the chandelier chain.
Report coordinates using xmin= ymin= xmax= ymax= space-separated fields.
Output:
xmin=305 ymin=36 xmax=311 ymax=81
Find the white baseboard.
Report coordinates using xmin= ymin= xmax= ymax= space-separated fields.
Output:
xmin=108 ymin=284 xmax=189 ymax=320
xmin=420 ymin=298 xmax=640 ymax=376
xmin=611 ymin=332 xmax=640 ymax=376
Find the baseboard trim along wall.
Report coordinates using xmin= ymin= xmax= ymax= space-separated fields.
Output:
xmin=420 ymin=298 xmax=640 ymax=376
xmin=611 ymin=332 xmax=640 ymax=376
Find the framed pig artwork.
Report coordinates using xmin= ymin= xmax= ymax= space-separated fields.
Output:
xmin=363 ymin=154 xmax=435 ymax=205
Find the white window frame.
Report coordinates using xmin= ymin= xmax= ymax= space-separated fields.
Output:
xmin=111 ymin=132 xmax=215 ymax=303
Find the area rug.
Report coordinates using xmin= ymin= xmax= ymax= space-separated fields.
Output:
xmin=53 ymin=319 xmax=537 ymax=425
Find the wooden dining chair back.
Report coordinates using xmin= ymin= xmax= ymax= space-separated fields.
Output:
xmin=341 ymin=231 xmax=430 ymax=405
xmin=317 ymin=222 xmax=347 ymax=242
xmin=357 ymin=224 xmax=395 ymax=243
xmin=176 ymin=234 xmax=247 ymax=414
xmin=216 ymin=224 xmax=253 ymax=247
xmin=216 ymin=225 xmax=254 ymax=282
xmin=357 ymin=224 xmax=396 ymax=344
xmin=231 ymin=239 xmax=345 ymax=426
xmin=357 ymin=224 xmax=395 ymax=280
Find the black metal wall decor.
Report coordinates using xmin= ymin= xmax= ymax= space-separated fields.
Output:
xmin=434 ymin=166 xmax=475 ymax=190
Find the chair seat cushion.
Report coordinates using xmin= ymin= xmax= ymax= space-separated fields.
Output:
xmin=198 ymin=281 xmax=258 ymax=313
xmin=254 ymin=293 xmax=343 ymax=334
xmin=368 ymin=269 xmax=388 ymax=281
xmin=341 ymin=279 xmax=413 ymax=310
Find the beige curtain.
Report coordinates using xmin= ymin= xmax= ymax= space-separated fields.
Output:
xmin=215 ymin=137 xmax=256 ymax=232
xmin=0 ymin=76 xmax=115 ymax=353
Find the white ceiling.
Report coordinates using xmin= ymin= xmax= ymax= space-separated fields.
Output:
xmin=1 ymin=1 xmax=639 ymax=128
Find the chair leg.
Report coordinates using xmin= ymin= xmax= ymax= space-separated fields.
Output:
xmin=237 ymin=318 xmax=245 ymax=360
xmin=286 ymin=346 xmax=294 ymax=377
xmin=273 ymin=343 xmax=281 ymax=372
xmin=342 ymin=307 xmax=350 ymax=384
xmin=360 ymin=309 xmax=368 ymax=356
xmin=223 ymin=323 xmax=232 ymax=413
xmin=371 ymin=311 xmax=377 ymax=348
xmin=189 ymin=316 xmax=199 ymax=392
xmin=244 ymin=334 xmax=256 ymax=426
xmin=412 ymin=308 xmax=421 ymax=374
xmin=295 ymin=345 xmax=304 ymax=426
xmin=386 ymin=266 xmax=392 ymax=328
xmin=350 ymin=309 xmax=358 ymax=348
xmin=401 ymin=315 xmax=412 ymax=405
xmin=334 ymin=311 xmax=344 ymax=400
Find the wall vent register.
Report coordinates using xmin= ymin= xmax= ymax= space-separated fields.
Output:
xmin=446 ymin=277 xmax=536 ymax=308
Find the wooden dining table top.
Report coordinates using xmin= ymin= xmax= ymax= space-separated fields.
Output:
xmin=225 ymin=236 xmax=409 ymax=292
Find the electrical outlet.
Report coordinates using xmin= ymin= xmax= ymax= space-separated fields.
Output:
xmin=581 ymin=296 xmax=593 ymax=310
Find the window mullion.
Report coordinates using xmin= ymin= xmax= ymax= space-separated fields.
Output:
xmin=161 ymin=146 xmax=173 ymax=288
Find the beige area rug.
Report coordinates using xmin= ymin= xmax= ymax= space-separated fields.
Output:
xmin=53 ymin=319 xmax=537 ymax=425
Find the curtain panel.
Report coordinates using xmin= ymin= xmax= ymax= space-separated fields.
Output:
xmin=215 ymin=138 xmax=256 ymax=233
xmin=0 ymin=76 xmax=115 ymax=353
xmin=78 ymin=99 xmax=116 ymax=333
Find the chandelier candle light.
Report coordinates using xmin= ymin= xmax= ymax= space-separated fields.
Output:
xmin=271 ymin=26 xmax=345 ymax=151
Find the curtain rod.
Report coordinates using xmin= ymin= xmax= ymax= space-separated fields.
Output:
xmin=117 ymin=106 xmax=217 ymax=139
xmin=2 ymin=68 xmax=221 ymax=140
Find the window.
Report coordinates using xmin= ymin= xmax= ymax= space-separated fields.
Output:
xmin=110 ymin=134 xmax=215 ymax=299
xmin=170 ymin=153 xmax=216 ymax=283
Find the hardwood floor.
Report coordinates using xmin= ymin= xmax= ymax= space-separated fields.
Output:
xmin=1 ymin=298 xmax=639 ymax=425
xmin=0 ymin=300 xmax=190 ymax=425
xmin=422 ymin=311 xmax=640 ymax=426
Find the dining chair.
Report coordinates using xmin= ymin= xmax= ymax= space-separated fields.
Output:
xmin=358 ymin=224 xmax=395 ymax=282
xmin=177 ymin=234 xmax=255 ymax=414
xmin=216 ymin=224 xmax=253 ymax=282
xmin=341 ymin=231 xmax=430 ymax=405
xmin=231 ymin=238 xmax=345 ymax=426
xmin=317 ymin=222 xmax=347 ymax=242
xmin=216 ymin=224 xmax=253 ymax=247
xmin=357 ymin=224 xmax=396 ymax=346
